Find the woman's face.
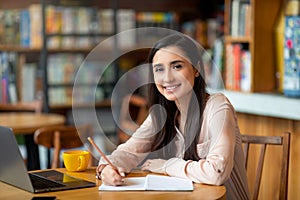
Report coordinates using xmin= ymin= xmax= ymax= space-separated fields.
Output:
xmin=152 ymin=46 xmax=198 ymax=102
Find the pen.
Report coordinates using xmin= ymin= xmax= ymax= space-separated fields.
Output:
xmin=87 ymin=137 xmax=118 ymax=171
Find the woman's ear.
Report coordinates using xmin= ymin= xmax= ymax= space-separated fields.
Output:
xmin=194 ymin=61 xmax=201 ymax=77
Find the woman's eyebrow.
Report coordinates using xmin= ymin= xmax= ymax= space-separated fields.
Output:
xmin=153 ymin=60 xmax=184 ymax=68
xmin=170 ymin=60 xmax=184 ymax=65
xmin=153 ymin=63 xmax=163 ymax=68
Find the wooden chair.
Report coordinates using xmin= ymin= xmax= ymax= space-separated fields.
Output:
xmin=34 ymin=124 xmax=92 ymax=168
xmin=117 ymin=94 xmax=148 ymax=144
xmin=241 ymin=132 xmax=290 ymax=200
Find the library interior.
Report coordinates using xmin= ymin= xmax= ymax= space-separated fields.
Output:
xmin=0 ymin=0 xmax=300 ymax=199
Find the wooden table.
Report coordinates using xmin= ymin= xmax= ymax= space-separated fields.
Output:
xmin=0 ymin=168 xmax=226 ymax=200
xmin=0 ymin=112 xmax=66 ymax=134
xmin=0 ymin=112 xmax=66 ymax=170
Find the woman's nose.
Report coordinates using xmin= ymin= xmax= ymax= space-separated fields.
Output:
xmin=163 ymin=68 xmax=175 ymax=83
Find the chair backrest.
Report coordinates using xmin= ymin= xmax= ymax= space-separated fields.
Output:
xmin=34 ymin=124 xmax=91 ymax=168
xmin=241 ymin=132 xmax=290 ymax=200
xmin=117 ymin=94 xmax=148 ymax=144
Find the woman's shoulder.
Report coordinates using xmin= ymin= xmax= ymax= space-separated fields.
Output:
xmin=207 ymin=92 xmax=230 ymax=104
xmin=205 ymin=92 xmax=234 ymax=111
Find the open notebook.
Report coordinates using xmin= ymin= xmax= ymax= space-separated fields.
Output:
xmin=99 ymin=174 xmax=193 ymax=191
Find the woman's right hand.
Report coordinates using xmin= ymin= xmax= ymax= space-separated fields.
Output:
xmin=100 ymin=165 xmax=126 ymax=186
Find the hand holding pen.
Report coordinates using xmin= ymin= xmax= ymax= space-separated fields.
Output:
xmin=87 ymin=137 xmax=125 ymax=185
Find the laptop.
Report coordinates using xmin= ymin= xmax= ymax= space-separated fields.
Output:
xmin=0 ymin=126 xmax=95 ymax=193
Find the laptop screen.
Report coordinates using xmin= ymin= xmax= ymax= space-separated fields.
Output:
xmin=0 ymin=126 xmax=95 ymax=193
xmin=0 ymin=126 xmax=35 ymax=192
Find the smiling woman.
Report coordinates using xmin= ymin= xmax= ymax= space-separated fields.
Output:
xmin=97 ymin=33 xmax=250 ymax=200
xmin=152 ymin=46 xmax=198 ymax=103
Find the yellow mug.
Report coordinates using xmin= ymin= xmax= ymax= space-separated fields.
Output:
xmin=63 ymin=150 xmax=90 ymax=172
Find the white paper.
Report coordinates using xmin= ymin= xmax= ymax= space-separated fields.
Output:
xmin=99 ymin=174 xmax=193 ymax=191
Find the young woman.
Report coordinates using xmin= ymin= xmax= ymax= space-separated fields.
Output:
xmin=96 ymin=33 xmax=250 ymax=199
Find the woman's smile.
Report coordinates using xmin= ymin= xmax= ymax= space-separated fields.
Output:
xmin=163 ymin=83 xmax=181 ymax=92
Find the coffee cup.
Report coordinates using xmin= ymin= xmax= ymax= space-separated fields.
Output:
xmin=63 ymin=150 xmax=90 ymax=172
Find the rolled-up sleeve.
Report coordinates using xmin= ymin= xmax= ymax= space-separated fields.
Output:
xmin=99 ymin=115 xmax=156 ymax=172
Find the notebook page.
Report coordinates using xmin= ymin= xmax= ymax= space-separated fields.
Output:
xmin=145 ymin=175 xmax=193 ymax=191
xmin=99 ymin=177 xmax=146 ymax=191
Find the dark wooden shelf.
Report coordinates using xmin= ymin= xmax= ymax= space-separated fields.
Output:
xmin=49 ymin=98 xmax=111 ymax=110
xmin=0 ymin=45 xmax=41 ymax=53
xmin=224 ymin=36 xmax=252 ymax=44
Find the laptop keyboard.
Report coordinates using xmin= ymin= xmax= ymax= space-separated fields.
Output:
xmin=29 ymin=173 xmax=65 ymax=189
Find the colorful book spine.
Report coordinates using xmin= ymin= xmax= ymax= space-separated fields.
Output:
xmin=225 ymin=43 xmax=234 ymax=90
xmin=20 ymin=9 xmax=31 ymax=48
xmin=233 ymin=44 xmax=242 ymax=90
xmin=29 ymin=4 xmax=42 ymax=48
xmin=240 ymin=50 xmax=251 ymax=92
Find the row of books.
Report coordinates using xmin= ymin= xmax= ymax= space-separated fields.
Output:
xmin=48 ymin=87 xmax=105 ymax=106
xmin=47 ymin=53 xmax=115 ymax=85
xmin=135 ymin=11 xmax=179 ymax=45
xmin=181 ymin=18 xmax=223 ymax=49
xmin=0 ymin=52 xmax=36 ymax=104
xmin=230 ymin=0 xmax=252 ymax=37
xmin=47 ymin=53 xmax=84 ymax=84
xmin=225 ymin=43 xmax=251 ymax=92
xmin=0 ymin=4 xmax=180 ymax=49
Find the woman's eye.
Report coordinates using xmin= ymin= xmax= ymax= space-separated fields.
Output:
xmin=154 ymin=67 xmax=164 ymax=72
xmin=173 ymin=65 xmax=182 ymax=70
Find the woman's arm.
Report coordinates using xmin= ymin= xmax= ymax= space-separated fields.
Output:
xmin=98 ymin=115 xmax=156 ymax=172
xmin=164 ymin=98 xmax=237 ymax=185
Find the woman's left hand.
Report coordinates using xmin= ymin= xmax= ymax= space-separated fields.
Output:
xmin=141 ymin=159 xmax=167 ymax=174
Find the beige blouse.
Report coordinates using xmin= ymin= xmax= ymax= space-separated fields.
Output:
xmin=100 ymin=93 xmax=250 ymax=200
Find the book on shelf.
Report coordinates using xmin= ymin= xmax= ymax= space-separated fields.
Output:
xmin=0 ymin=9 xmax=21 ymax=46
xmin=230 ymin=0 xmax=240 ymax=37
xmin=46 ymin=5 xmax=62 ymax=48
xmin=0 ymin=52 xmax=19 ymax=104
xmin=225 ymin=43 xmax=251 ymax=92
xmin=21 ymin=63 xmax=36 ymax=102
xmin=76 ymin=6 xmax=93 ymax=48
xmin=230 ymin=0 xmax=251 ymax=37
xmin=99 ymin=174 xmax=193 ymax=191
xmin=28 ymin=4 xmax=42 ymax=48
xmin=233 ymin=44 xmax=241 ymax=90
xmin=20 ymin=9 xmax=31 ymax=48
xmin=240 ymin=50 xmax=251 ymax=92
xmin=225 ymin=43 xmax=234 ymax=90
xmin=211 ymin=37 xmax=224 ymax=90
xmin=98 ymin=8 xmax=114 ymax=35
xmin=8 ymin=83 xmax=17 ymax=104
xmin=117 ymin=9 xmax=136 ymax=48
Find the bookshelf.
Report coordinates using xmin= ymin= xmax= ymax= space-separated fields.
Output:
xmin=0 ymin=0 xmax=121 ymax=111
xmin=224 ymin=0 xmax=284 ymax=92
xmin=0 ymin=0 xmax=224 ymax=111
xmin=39 ymin=0 xmax=120 ymax=112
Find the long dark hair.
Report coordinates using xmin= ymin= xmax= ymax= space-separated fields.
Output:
xmin=147 ymin=33 xmax=207 ymax=161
